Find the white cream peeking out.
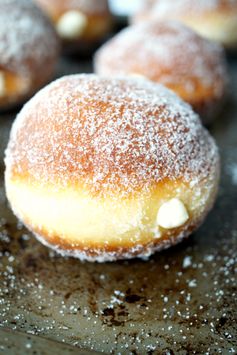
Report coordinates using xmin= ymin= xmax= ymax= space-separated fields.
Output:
xmin=157 ymin=198 xmax=189 ymax=229
xmin=56 ymin=11 xmax=88 ymax=39
xmin=0 ymin=72 xmax=5 ymax=97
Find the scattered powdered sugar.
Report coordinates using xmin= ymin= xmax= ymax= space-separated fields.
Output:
xmin=182 ymin=256 xmax=192 ymax=268
xmin=0 ymin=218 xmax=236 ymax=352
xmin=95 ymin=21 xmax=227 ymax=97
xmin=0 ymin=0 xmax=59 ymax=76
xmin=6 ymin=74 xmax=219 ymax=198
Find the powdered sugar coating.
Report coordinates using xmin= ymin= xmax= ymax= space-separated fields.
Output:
xmin=0 ymin=0 xmax=59 ymax=76
xmin=6 ymin=74 xmax=219 ymax=198
xmin=95 ymin=21 xmax=227 ymax=100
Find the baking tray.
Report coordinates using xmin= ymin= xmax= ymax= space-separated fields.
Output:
xmin=0 ymin=54 xmax=236 ymax=354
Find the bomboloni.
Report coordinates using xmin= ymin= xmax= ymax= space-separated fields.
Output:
xmin=0 ymin=0 xmax=59 ymax=110
xmin=132 ymin=0 xmax=237 ymax=49
xmin=5 ymin=75 xmax=220 ymax=262
xmin=95 ymin=21 xmax=228 ymax=124
xmin=35 ymin=0 xmax=112 ymax=51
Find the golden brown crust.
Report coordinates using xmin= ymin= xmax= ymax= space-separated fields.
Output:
xmin=37 ymin=225 xmax=194 ymax=251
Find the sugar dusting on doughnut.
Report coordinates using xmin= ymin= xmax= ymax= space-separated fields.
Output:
xmin=0 ymin=0 xmax=59 ymax=76
xmin=6 ymin=75 xmax=218 ymax=197
xmin=95 ymin=21 xmax=227 ymax=101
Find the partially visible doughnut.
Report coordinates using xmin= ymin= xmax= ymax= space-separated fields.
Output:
xmin=132 ymin=0 xmax=237 ymax=49
xmin=0 ymin=0 xmax=59 ymax=111
xmin=95 ymin=21 xmax=228 ymax=123
xmin=5 ymin=75 xmax=220 ymax=262
xmin=35 ymin=0 xmax=112 ymax=50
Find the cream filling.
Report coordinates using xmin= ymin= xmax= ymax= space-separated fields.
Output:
xmin=56 ymin=10 xmax=88 ymax=39
xmin=157 ymin=198 xmax=189 ymax=229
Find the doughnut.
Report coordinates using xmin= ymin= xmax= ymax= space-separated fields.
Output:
xmin=35 ymin=0 xmax=112 ymax=50
xmin=94 ymin=21 xmax=228 ymax=123
xmin=5 ymin=75 xmax=220 ymax=262
xmin=132 ymin=0 xmax=237 ymax=49
xmin=0 ymin=0 xmax=60 ymax=111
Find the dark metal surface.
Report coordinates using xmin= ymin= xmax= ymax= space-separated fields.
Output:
xmin=0 ymin=56 xmax=236 ymax=355
xmin=0 ymin=328 xmax=97 ymax=355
